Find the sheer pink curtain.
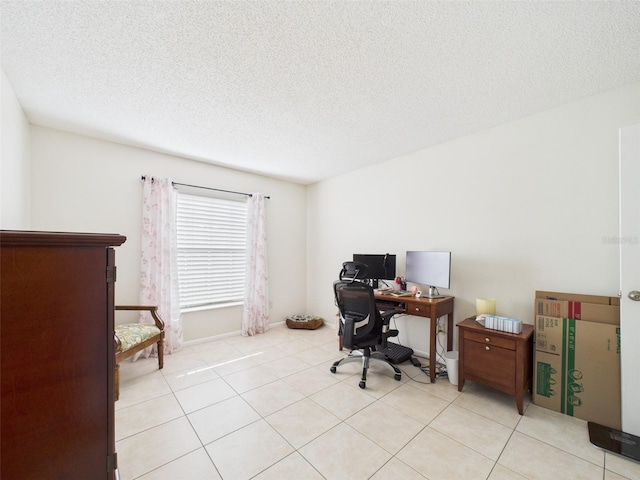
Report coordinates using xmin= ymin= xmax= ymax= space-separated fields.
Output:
xmin=139 ymin=176 xmax=183 ymax=354
xmin=242 ymin=193 xmax=269 ymax=336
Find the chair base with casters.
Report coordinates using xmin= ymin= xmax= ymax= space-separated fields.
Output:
xmin=114 ymin=305 xmax=165 ymax=401
xmin=331 ymin=344 xmax=402 ymax=389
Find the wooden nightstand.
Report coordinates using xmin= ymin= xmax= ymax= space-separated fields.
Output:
xmin=457 ymin=317 xmax=534 ymax=414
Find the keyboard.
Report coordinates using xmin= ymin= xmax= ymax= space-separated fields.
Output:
xmin=389 ymin=290 xmax=413 ymax=297
xmin=376 ymin=300 xmax=403 ymax=310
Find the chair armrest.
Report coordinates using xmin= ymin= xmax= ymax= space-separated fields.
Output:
xmin=114 ymin=333 xmax=122 ymax=353
xmin=341 ymin=316 xmax=355 ymax=350
xmin=115 ymin=305 xmax=165 ymax=331
xmin=382 ymin=329 xmax=399 ymax=343
xmin=380 ymin=309 xmax=403 ymax=324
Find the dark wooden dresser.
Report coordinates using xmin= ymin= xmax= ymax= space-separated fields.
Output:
xmin=457 ymin=316 xmax=534 ymax=414
xmin=1 ymin=230 xmax=126 ymax=479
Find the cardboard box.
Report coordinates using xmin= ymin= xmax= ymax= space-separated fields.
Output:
xmin=535 ymin=291 xmax=614 ymax=306
xmin=533 ymin=291 xmax=621 ymax=429
xmin=533 ymin=318 xmax=621 ymax=428
xmin=535 ymin=291 xmax=620 ymax=325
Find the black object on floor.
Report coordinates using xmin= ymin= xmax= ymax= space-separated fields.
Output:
xmin=588 ymin=421 xmax=640 ymax=463
xmin=379 ymin=341 xmax=414 ymax=364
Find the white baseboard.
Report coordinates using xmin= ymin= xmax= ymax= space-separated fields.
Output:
xmin=182 ymin=320 xmax=287 ymax=347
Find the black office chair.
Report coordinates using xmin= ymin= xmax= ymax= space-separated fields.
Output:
xmin=330 ymin=268 xmax=403 ymax=389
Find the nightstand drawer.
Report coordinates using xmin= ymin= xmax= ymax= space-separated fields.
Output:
xmin=465 ymin=330 xmax=516 ymax=350
xmin=464 ymin=339 xmax=516 ymax=392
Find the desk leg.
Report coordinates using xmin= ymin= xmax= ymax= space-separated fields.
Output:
xmin=429 ymin=313 xmax=437 ymax=383
xmin=431 ymin=305 xmax=454 ymax=383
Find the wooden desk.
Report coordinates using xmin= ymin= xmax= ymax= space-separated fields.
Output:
xmin=457 ymin=317 xmax=534 ymax=414
xmin=375 ymin=293 xmax=454 ymax=383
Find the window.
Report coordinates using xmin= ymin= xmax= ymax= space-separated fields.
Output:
xmin=176 ymin=193 xmax=247 ymax=310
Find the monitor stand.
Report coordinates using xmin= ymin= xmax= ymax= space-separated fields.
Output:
xmin=423 ymin=286 xmax=444 ymax=299
xmin=588 ymin=421 xmax=640 ymax=463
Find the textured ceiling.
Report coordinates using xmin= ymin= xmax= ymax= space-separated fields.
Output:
xmin=2 ymin=1 xmax=640 ymax=185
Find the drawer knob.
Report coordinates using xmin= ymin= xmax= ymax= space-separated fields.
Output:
xmin=485 ymin=337 xmax=490 ymax=342
xmin=415 ymin=307 xmax=419 ymax=312
xmin=485 ymin=346 xmax=490 ymax=351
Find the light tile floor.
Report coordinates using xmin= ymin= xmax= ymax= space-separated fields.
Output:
xmin=116 ymin=324 xmax=640 ymax=480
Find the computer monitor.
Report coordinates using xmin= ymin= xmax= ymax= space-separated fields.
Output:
xmin=352 ymin=253 xmax=396 ymax=287
xmin=405 ymin=251 xmax=451 ymax=298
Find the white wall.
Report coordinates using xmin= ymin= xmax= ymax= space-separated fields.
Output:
xmin=307 ymin=82 xmax=640 ymax=357
xmin=1 ymin=69 xmax=31 ymax=229
xmin=29 ymin=127 xmax=307 ymax=342
xmin=19 ymin=81 xmax=640 ymax=351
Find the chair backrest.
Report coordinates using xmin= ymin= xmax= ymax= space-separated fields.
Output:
xmin=333 ymin=279 xmax=383 ymax=349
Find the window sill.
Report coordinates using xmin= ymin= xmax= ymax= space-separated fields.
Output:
xmin=181 ymin=301 xmax=244 ymax=314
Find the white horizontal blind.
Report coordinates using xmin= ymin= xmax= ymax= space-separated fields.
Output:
xmin=176 ymin=193 xmax=247 ymax=309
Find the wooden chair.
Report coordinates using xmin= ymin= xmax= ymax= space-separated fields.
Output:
xmin=114 ymin=305 xmax=165 ymax=401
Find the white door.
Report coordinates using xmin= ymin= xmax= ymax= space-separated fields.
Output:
xmin=620 ymin=123 xmax=640 ymax=436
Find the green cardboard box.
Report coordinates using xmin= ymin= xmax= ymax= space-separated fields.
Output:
xmin=533 ymin=316 xmax=621 ymax=429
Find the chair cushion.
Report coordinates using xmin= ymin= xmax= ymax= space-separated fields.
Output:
xmin=115 ymin=323 xmax=161 ymax=352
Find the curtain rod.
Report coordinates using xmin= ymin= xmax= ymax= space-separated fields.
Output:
xmin=141 ymin=176 xmax=270 ymax=199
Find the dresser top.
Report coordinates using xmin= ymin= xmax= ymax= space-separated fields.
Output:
xmin=1 ymin=230 xmax=126 ymax=247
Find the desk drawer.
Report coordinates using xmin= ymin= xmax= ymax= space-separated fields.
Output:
xmin=465 ymin=330 xmax=516 ymax=350
xmin=407 ymin=303 xmax=431 ymax=317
